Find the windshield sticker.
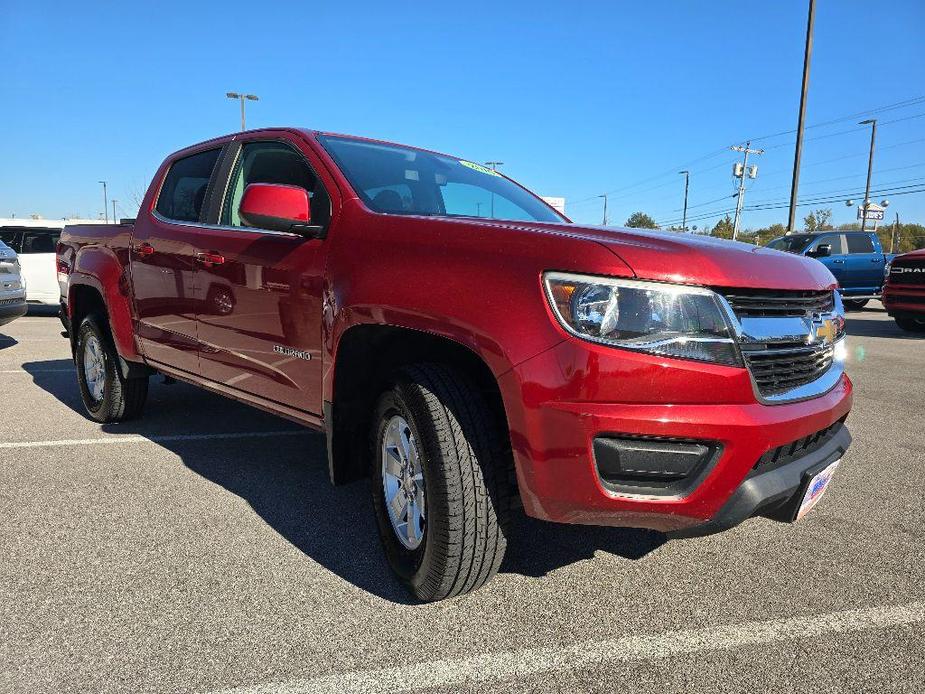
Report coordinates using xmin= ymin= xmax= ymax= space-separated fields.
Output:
xmin=460 ymin=160 xmax=501 ymax=176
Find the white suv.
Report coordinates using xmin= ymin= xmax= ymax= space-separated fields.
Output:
xmin=0 ymin=240 xmax=27 ymax=326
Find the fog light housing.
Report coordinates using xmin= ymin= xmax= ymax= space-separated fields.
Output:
xmin=593 ymin=436 xmax=721 ymax=497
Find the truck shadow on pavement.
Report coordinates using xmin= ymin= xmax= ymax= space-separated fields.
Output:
xmin=846 ymin=319 xmax=925 ymax=339
xmin=23 ymin=359 xmax=666 ymax=604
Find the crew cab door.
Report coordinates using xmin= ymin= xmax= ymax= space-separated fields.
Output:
xmin=844 ymin=233 xmax=884 ymax=293
xmin=192 ymin=136 xmax=331 ymax=415
xmin=130 ymin=146 xmax=224 ymax=375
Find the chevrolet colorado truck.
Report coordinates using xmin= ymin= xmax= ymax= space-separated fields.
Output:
xmin=766 ymin=230 xmax=894 ymax=310
xmin=58 ymin=128 xmax=853 ymax=601
xmin=883 ymin=249 xmax=925 ymax=332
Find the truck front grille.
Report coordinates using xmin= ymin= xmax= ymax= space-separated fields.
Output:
xmin=742 ymin=342 xmax=835 ymax=396
xmin=889 ymin=261 xmax=925 ymax=286
xmin=718 ymin=288 xmax=834 ymax=317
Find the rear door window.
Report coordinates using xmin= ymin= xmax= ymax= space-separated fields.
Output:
xmin=155 ymin=148 xmax=223 ymax=223
xmin=19 ymin=229 xmax=61 ymax=254
xmin=845 ymin=234 xmax=875 ymax=254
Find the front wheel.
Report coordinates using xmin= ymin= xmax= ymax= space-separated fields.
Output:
xmin=843 ymin=299 xmax=869 ymax=311
xmin=370 ymin=364 xmax=511 ymax=601
xmin=75 ymin=315 xmax=148 ymax=423
xmin=895 ymin=316 xmax=925 ymax=333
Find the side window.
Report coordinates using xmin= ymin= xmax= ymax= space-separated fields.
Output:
xmin=846 ymin=234 xmax=875 ymax=254
xmin=808 ymin=234 xmax=844 ymax=255
xmin=155 ymin=148 xmax=222 ymax=223
xmin=0 ymin=230 xmax=21 ymax=252
xmin=20 ymin=229 xmax=61 ymax=254
xmin=221 ymin=141 xmax=330 ymax=230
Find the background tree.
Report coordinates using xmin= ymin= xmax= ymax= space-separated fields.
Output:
xmin=711 ymin=214 xmax=735 ymax=239
xmin=625 ymin=211 xmax=658 ymax=229
xmin=877 ymin=222 xmax=925 ymax=254
xmin=803 ymin=208 xmax=833 ymax=231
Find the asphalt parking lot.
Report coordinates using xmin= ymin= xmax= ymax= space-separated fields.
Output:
xmin=1 ymin=304 xmax=923 ymax=694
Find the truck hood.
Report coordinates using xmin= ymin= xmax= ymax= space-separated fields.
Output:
xmin=480 ymin=220 xmax=837 ymax=291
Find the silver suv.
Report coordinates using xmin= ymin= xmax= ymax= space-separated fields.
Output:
xmin=0 ymin=240 xmax=27 ymax=326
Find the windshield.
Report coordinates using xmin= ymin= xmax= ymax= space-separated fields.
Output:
xmin=766 ymin=234 xmax=814 ymax=253
xmin=318 ymin=135 xmax=565 ymax=224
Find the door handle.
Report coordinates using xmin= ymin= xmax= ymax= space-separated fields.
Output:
xmin=832 ymin=259 xmax=845 ymax=264
xmin=195 ymin=252 xmax=225 ymax=266
xmin=870 ymin=258 xmax=882 ymax=263
xmin=132 ymin=242 xmax=154 ymax=256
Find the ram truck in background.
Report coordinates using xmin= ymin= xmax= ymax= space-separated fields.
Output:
xmin=58 ymin=128 xmax=853 ymax=601
xmin=883 ymin=249 xmax=925 ymax=332
xmin=766 ymin=230 xmax=894 ymax=310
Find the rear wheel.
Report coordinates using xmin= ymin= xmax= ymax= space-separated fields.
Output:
xmin=370 ymin=363 xmax=511 ymax=601
xmin=895 ymin=316 xmax=925 ymax=333
xmin=75 ymin=315 xmax=148 ymax=423
xmin=843 ymin=299 xmax=869 ymax=311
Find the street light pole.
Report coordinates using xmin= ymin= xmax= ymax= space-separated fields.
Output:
xmin=678 ymin=170 xmax=690 ymax=231
xmin=597 ymin=194 xmax=609 ymax=226
xmin=787 ymin=0 xmax=816 ymax=231
xmin=484 ymin=161 xmax=503 ymax=218
xmin=112 ymin=199 xmax=118 ymax=224
xmin=98 ymin=180 xmax=108 ymax=224
xmin=226 ymin=92 xmax=259 ymax=131
xmin=859 ymin=119 xmax=877 ymax=232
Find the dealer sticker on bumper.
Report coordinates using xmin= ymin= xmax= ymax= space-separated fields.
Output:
xmin=796 ymin=460 xmax=840 ymax=521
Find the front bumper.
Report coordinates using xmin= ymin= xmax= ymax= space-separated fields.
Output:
xmin=0 ymin=295 xmax=27 ymax=326
xmin=499 ymin=339 xmax=853 ymax=535
xmin=882 ymin=285 xmax=925 ymax=317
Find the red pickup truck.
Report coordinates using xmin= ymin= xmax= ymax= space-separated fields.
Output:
xmin=883 ymin=249 xmax=925 ymax=332
xmin=58 ymin=128 xmax=852 ymax=600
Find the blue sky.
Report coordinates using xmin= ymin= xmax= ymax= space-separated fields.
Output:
xmin=3 ymin=0 xmax=924 ymax=230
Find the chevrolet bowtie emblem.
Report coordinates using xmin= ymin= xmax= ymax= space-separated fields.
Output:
xmin=814 ymin=319 xmax=837 ymax=345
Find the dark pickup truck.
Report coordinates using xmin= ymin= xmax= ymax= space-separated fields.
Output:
xmin=766 ymin=231 xmax=895 ymax=309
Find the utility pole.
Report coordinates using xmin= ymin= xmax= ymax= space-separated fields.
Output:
xmin=788 ymin=0 xmax=816 ymax=232
xmin=597 ymin=194 xmax=609 ymax=226
xmin=475 ymin=202 xmax=483 ymax=217
xmin=111 ymin=199 xmax=118 ymax=224
xmin=859 ymin=119 xmax=877 ymax=232
xmin=890 ymin=212 xmax=899 ymax=254
xmin=98 ymin=180 xmax=109 ymax=224
xmin=484 ymin=161 xmax=503 ymax=218
xmin=730 ymin=142 xmax=763 ymax=240
xmin=226 ymin=92 xmax=259 ymax=131
xmin=678 ymin=170 xmax=690 ymax=231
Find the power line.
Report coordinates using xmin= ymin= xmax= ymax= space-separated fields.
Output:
xmin=566 ymin=95 xmax=925 ymax=212
xmin=656 ymin=183 xmax=925 ymax=227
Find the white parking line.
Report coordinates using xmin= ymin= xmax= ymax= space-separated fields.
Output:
xmin=0 ymin=368 xmax=73 ymax=374
xmin=0 ymin=430 xmax=309 ymax=449
xmin=215 ymin=601 xmax=925 ymax=694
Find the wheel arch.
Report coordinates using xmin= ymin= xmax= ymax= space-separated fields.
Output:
xmin=325 ymin=323 xmax=512 ymax=486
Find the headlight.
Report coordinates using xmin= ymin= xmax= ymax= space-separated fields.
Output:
xmin=543 ymin=272 xmax=741 ymax=366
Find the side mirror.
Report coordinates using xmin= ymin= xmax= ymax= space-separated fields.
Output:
xmin=239 ymin=183 xmax=322 ymax=236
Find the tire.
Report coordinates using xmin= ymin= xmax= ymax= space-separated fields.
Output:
xmin=370 ymin=363 xmax=511 ymax=601
xmin=843 ymin=299 xmax=869 ymax=311
xmin=75 ymin=315 xmax=148 ymax=423
xmin=895 ymin=316 xmax=925 ymax=333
